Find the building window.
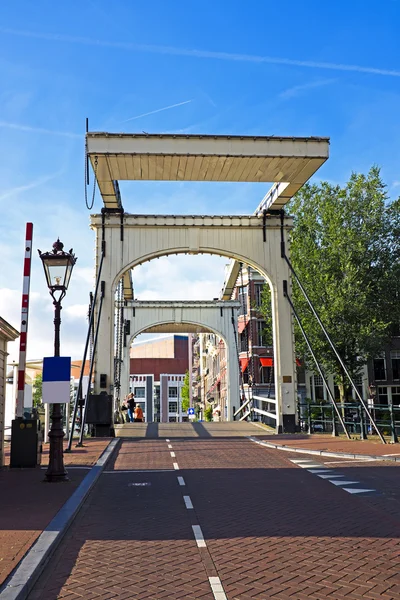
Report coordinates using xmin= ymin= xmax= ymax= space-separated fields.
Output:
xmin=134 ymin=387 xmax=145 ymax=398
xmin=238 ymin=286 xmax=248 ymax=315
xmin=254 ymin=284 xmax=264 ymax=308
xmin=313 ymin=375 xmax=324 ymax=401
xmin=239 ymin=332 xmax=248 ymax=352
xmin=391 ymin=351 xmax=400 ymax=381
xmin=378 ymin=386 xmax=388 ymax=405
xmin=391 ymin=386 xmax=400 ymax=405
xmin=260 ymin=366 xmax=273 ymax=384
xmin=373 ymin=356 xmax=386 ymax=381
xmin=257 ymin=321 xmax=266 ymax=346
xmin=169 ymin=401 xmax=178 ymax=413
xmin=169 ymin=386 xmax=178 ymax=398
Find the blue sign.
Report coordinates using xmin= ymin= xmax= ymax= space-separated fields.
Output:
xmin=188 ymin=407 xmax=195 ymax=415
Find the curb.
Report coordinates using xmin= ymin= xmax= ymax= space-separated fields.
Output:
xmin=247 ymin=437 xmax=400 ymax=462
xmin=0 ymin=438 xmax=120 ymax=600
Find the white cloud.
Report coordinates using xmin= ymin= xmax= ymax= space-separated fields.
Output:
xmin=392 ymin=181 xmax=400 ymax=188
xmin=64 ymin=304 xmax=89 ymax=319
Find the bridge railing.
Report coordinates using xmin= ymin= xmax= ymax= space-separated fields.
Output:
xmin=234 ymin=394 xmax=277 ymax=425
xmin=298 ymin=401 xmax=399 ymax=442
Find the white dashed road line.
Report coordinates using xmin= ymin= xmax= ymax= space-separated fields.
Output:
xmin=183 ymin=495 xmax=193 ymax=509
xmin=329 ymin=479 xmax=360 ymax=486
xmin=168 ymin=444 xmax=173 ymax=449
xmin=177 ymin=476 xmax=185 ymax=486
xmin=209 ymin=576 xmax=228 ymax=600
xmin=173 ymin=462 xmax=179 ymax=470
xmin=342 ymin=487 xmax=376 ymax=494
xmin=166 ymin=438 xmax=170 ymax=442
xmin=192 ymin=525 xmax=206 ymax=547
xmin=170 ymin=451 xmax=176 ymax=457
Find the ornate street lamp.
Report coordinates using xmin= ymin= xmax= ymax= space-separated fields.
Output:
xmin=38 ymin=239 xmax=77 ymax=482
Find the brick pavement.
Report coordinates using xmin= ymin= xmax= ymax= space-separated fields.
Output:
xmin=28 ymin=433 xmax=400 ymax=599
xmin=259 ymin=432 xmax=400 ymax=457
xmin=0 ymin=439 xmax=111 ymax=588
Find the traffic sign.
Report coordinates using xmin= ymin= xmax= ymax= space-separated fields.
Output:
xmin=188 ymin=407 xmax=195 ymax=415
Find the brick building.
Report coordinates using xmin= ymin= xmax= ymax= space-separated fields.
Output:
xmin=129 ymin=335 xmax=188 ymax=422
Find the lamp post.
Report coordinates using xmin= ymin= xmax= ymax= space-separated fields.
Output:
xmin=38 ymin=239 xmax=76 ymax=482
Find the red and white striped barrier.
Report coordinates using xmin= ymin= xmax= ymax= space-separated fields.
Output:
xmin=16 ymin=223 xmax=33 ymax=418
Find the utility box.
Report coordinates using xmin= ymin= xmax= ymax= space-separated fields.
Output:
xmin=10 ymin=418 xmax=42 ymax=468
xmin=86 ymin=393 xmax=113 ymax=437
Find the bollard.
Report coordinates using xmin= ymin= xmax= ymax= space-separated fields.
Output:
xmin=389 ymin=401 xmax=398 ymax=444
xmin=359 ymin=404 xmax=367 ymax=440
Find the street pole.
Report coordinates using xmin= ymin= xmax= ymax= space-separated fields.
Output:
xmin=45 ymin=299 xmax=68 ymax=482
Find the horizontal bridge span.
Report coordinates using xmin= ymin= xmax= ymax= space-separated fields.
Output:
xmin=91 ymin=214 xmax=293 ymax=229
xmin=86 ymin=131 xmax=329 ymax=210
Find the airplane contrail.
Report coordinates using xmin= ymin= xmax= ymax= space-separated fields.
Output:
xmin=0 ymin=120 xmax=81 ymax=138
xmin=1 ymin=27 xmax=400 ymax=78
xmin=124 ymin=100 xmax=193 ymax=123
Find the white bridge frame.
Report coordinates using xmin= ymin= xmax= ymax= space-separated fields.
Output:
xmin=119 ymin=300 xmax=241 ymax=416
xmin=87 ymin=132 xmax=329 ymax=432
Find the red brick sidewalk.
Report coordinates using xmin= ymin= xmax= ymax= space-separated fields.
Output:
xmin=0 ymin=439 xmax=110 ymax=588
xmin=258 ymin=432 xmax=400 ymax=457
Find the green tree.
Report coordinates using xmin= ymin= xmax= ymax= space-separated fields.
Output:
xmin=32 ymin=373 xmax=43 ymax=408
xmin=286 ymin=167 xmax=400 ymax=404
xmin=181 ymin=370 xmax=190 ymax=414
xmin=204 ymin=405 xmax=213 ymax=421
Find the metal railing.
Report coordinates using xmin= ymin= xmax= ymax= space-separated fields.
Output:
xmin=298 ymin=401 xmax=399 ymax=443
xmin=234 ymin=394 xmax=278 ymax=424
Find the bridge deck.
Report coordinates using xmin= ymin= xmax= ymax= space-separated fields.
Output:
xmin=114 ymin=421 xmax=267 ymax=438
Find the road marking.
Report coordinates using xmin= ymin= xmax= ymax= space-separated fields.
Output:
xmin=170 ymin=451 xmax=176 ymax=457
xmin=316 ymin=474 xmax=344 ymax=479
xmin=177 ymin=476 xmax=185 ymax=486
xmin=103 ymin=469 xmax=175 ymax=473
xmin=306 ymin=469 xmax=330 ymax=474
xmin=209 ymin=576 xmax=228 ymax=600
xmin=329 ymin=480 xmax=360 ymax=486
xmin=173 ymin=462 xmax=179 ymax=470
xmin=128 ymin=482 xmax=151 ymax=487
xmin=192 ymin=525 xmax=206 ymax=547
xmin=324 ymin=459 xmax=374 ymax=464
xmin=298 ymin=463 xmax=323 ymax=469
xmin=184 ymin=495 xmax=193 ymax=509
xmin=168 ymin=444 xmax=173 ymax=448
xmin=342 ymin=487 xmax=376 ymax=494
xmin=290 ymin=459 xmax=316 ymax=463
xmin=166 ymin=438 xmax=170 ymax=442
xmin=383 ymin=453 xmax=400 ymax=456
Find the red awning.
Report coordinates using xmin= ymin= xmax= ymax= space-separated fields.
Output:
xmin=260 ymin=357 xmax=273 ymax=367
xmin=240 ymin=358 xmax=249 ymax=372
xmin=237 ymin=319 xmax=248 ymax=334
xmin=260 ymin=357 xmax=302 ymax=367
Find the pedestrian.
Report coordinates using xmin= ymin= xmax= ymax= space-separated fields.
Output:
xmin=126 ymin=392 xmax=136 ymax=423
xmin=134 ymin=403 xmax=144 ymax=422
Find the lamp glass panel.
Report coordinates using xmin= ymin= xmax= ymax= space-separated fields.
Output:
xmin=42 ymin=256 xmax=69 ymax=288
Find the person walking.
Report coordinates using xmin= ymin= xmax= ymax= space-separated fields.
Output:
xmin=126 ymin=393 xmax=136 ymax=423
xmin=134 ymin=403 xmax=144 ymax=423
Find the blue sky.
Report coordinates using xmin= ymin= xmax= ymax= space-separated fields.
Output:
xmin=1 ymin=0 xmax=399 ymax=362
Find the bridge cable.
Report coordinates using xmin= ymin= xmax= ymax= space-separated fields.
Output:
xmin=283 ymin=280 xmax=351 ymax=439
xmin=66 ymin=251 xmax=104 ymax=451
